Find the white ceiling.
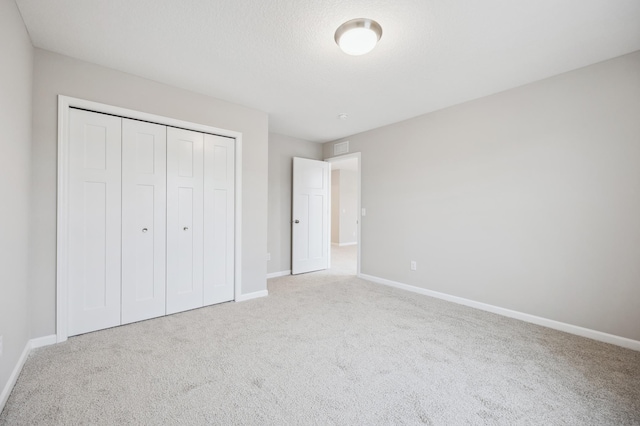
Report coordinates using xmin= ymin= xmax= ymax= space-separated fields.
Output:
xmin=16 ymin=0 xmax=640 ymax=143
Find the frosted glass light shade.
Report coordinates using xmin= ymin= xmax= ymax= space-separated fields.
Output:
xmin=335 ymin=18 xmax=382 ymax=56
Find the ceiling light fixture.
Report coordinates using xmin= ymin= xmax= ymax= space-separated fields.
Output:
xmin=334 ymin=18 xmax=382 ymax=56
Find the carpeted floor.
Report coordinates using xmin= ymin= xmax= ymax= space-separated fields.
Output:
xmin=2 ymin=245 xmax=639 ymax=425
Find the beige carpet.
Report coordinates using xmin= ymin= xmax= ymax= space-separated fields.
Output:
xmin=2 ymin=246 xmax=639 ymax=425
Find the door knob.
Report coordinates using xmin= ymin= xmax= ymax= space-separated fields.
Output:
xmin=294 ymin=220 xmax=300 ymax=224
xmin=183 ymin=226 xmax=189 ymax=231
xmin=142 ymin=228 xmax=148 ymax=233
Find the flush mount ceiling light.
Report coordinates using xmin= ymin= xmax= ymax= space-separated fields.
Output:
xmin=334 ymin=18 xmax=382 ymax=56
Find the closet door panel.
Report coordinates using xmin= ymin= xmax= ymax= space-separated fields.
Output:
xmin=203 ymin=134 xmax=235 ymax=305
xmin=167 ymin=127 xmax=204 ymax=314
xmin=68 ymin=109 xmax=122 ymax=336
xmin=121 ymin=119 xmax=167 ymax=324
xmin=177 ymin=187 xmax=195 ymax=293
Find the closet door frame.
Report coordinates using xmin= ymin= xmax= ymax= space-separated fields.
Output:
xmin=56 ymin=95 xmax=243 ymax=343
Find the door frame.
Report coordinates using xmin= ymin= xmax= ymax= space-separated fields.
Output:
xmin=56 ymin=95 xmax=243 ymax=342
xmin=324 ymin=152 xmax=361 ymax=275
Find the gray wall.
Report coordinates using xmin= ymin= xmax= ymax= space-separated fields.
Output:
xmin=30 ymin=49 xmax=269 ymax=338
xmin=267 ymin=133 xmax=323 ymax=274
xmin=0 ymin=0 xmax=33 ymax=401
xmin=324 ymin=51 xmax=640 ymax=341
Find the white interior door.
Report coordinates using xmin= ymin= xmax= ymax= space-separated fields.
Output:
xmin=166 ymin=127 xmax=204 ymax=314
xmin=68 ymin=109 xmax=122 ymax=336
xmin=292 ymin=157 xmax=330 ymax=274
xmin=121 ymin=119 xmax=167 ymax=324
xmin=203 ymin=134 xmax=235 ymax=305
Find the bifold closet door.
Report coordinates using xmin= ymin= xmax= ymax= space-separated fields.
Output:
xmin=203 ymin=134 xmax=235 ymax=305
xmin=166 ymin=127 xmax=204 ymax=314
xmin=121 ymin=119 xmax=167 ymax=324
xmin=68 ymin=109 xmax=122 ymax=336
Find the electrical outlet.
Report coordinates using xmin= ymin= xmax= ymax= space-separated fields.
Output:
xmin=410 ymin=261 xmax=417 ymax=271
xmin=266 ymin=253 xmax=271 ymax=261
xmin=0 ymin=335 xmax=3 ymax=356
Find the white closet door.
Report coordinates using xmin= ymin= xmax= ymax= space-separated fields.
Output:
xmin=166 ymin=127 xmax=204 ymax=314
xmin=203 ymin=134 xmax=235 ymax=305
xmin=68 ymin=109 xmax=122 ymax=336
xmin=121 ymin=119 xmax=167 ymax=324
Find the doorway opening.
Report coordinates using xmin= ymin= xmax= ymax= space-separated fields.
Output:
xmin=326 ymin=153 xmax=361 ymax=276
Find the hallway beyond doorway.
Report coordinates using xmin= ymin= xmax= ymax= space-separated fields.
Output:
xmin=330 ymin=244 xmax=357 ymax=275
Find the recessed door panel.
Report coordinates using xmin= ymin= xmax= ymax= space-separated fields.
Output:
xmin=83 ymin=125 xmax=107 ymax=170
xmin=121 ymin=119 xmax=167 ymax=324
xmin=135 ymin=133 xmax=155 ymax=174
xmin=167 ymin=127 xmax=204 ymax=314
xmin=68 ymin=109 xmax=122 ymax=336
xmin=303 ymin=166 xmax=325 ymax=189
xmin=294 ymin=194 xmax=310 ymax=260
xmin=212 ymin=145 xmax=227 ymax=182
xmin=210 ymin=189 xmax=227 ymax=280
xmin=82 ymin=182 xmax=107 ymax=309
xmin=179 ymin=140 xmax=194 ymax=177
xmin=178 ymin=187 xmax=195 ymax=294
xmin=134 ymin=184 xmax=155 ymax=300
xmin=309 ymin=194 xmax=325 ymax=259
xmin=203 ymin=135 xmax=235 ymax=305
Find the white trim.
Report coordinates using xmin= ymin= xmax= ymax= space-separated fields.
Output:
xmin=327 ymin=168 xmax=331 ymax=270
xmin=325 ymin=152 xmax=361 ymax=276
xmin=331 ymin=242 xmax=357 ymax=247
xmin=234 ymin=135 xmax=243 ymax=304
xmin=235 ymin=290 xmax=269 ymax=302
xmin=57 ymin=95 xmax=243 ymax=342
xmin=0 ymin=335 xmax=57 ymax=413
xmin=326 ymin=157 xmax=335 ymax=271
xmin=0 ymin=342 xmax=30 ymax=413
xmin=359 ymin=273 xmax=640 ymax=352
xmin=56 ymin=96 xmax=69 ymax=343
xmin=30 ymin=335 xmax=57 ymax=349
xmin=267 ymin=270 xmax=291 ymax=279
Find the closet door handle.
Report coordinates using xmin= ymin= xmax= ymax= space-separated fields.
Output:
xmin=183 ymin=226 xmax=189 ymax=231
xmin=142 ymin=228 xmax=148 ymax=233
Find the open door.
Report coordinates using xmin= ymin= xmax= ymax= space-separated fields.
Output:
xmin=292 ymin=157 xmax=330 ymax=274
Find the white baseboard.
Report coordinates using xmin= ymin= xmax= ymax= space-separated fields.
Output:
xmin=0 ymin=341 xmax=30 ymax=414
xmin=0 ymin=334 xmax=57 ymax=413
xmin=236 ymin=290 xmax=269 ymax=302
xmin=358 ymin=273 xmax=640 ymax=352
xmin=338 ymin=242 xmax=357 ymax=247
xmin=30 ymin=334 xmax=57 ymax=349
xmin=266 ymin=270 xmax=291 ymax=279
